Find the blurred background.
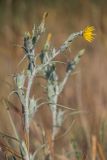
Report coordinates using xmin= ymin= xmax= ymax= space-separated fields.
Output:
xmin=0 ymin=0 xmax=107 ymax=159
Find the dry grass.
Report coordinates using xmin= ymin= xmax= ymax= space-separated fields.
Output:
xmin=0 ymin=0 xmax=107 ymax=159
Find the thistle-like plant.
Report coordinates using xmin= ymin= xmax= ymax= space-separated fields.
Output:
xmin=0 ymin=12 xmax=95 ymax=160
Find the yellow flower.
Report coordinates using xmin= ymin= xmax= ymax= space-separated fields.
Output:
xmin=82 ymin=26 xmax=95 ymax=42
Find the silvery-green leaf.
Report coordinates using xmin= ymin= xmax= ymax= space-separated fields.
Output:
xmin=15 ymin=73 xmax=25 ymax=89
xmin=56 ymin=110 xmax=65 ymax=127
xmin=29 ymin=97 xmax=38 ymax=120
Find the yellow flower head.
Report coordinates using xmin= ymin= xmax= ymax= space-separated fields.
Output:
xmin=82 ymin=26 xmax=95 ymax=42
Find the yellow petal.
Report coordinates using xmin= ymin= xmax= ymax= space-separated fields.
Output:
xmin=83 ymin=26 xmax=95 ymax=42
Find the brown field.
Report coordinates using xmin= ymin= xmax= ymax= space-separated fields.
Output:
xmin=0 ymin=0 xmax=107 ymax=159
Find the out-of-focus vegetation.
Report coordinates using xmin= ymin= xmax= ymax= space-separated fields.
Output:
xmin=0 ymin=0 xmax=107 ymax=159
